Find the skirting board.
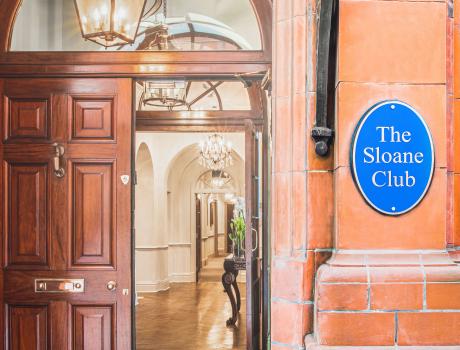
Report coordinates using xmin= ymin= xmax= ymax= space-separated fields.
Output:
xmin=136 ymin=279 xmax=170 ymax=293
xmin=169 ymin=272 xmax=195 ymax=283
xmin=136 ymin=273 xmax=196 ymax=292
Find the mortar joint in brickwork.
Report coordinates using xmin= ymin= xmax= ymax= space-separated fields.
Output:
xmin=419 ymin=254 xmax=428 ymax=310
xmin=272 ymin=296 xmax=314 ymax=305
xmin=394 ymin=312 xmax=399 ymax=345
xmin=365 ymin=255 xmax=371 ymax=310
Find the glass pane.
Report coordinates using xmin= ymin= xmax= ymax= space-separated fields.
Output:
xmin=136 ymin=80 xmax=252 ymax=111
xmin=73 ymin=0 xmax=145 ymax=47
xmin=11 ymin=0 xmax=262 ymax=51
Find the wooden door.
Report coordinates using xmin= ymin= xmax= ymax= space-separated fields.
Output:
xmin=226 ymin=203 xmax=235 ymax=253
xmin=195 ymin=195 xmax=202 ymax=282
xmin=211 ymin=201 xmax=218 ymax=257
xmin=0 ymin=78 xmax=132 ymax=349
xmin=245 ymin=121 xmax=263 ymax=350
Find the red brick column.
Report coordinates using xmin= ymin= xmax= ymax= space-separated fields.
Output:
xmin=306 ymin=0 xmax=460 ymax=347
xmin=271 ymin=0 xmax=333 ymax=349
xmin=451 ymin=0 xmax=460 ymax=261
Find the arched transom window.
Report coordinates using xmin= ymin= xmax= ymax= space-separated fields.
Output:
xmin=10 ymin=0 xmax=262 ymax=51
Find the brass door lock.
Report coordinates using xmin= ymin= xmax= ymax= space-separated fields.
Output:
xmin=107 ymin=281 xmax=117 ymax=291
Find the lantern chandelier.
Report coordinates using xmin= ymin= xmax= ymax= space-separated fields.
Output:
xmin=74 ymin=0 xmax=163 ymax=47
xmin=141 ymin=80 xmax=187 ymax=110
xmin=210 ymin=171 xmax=232 ymax=189
xmin=199 ymin=134 xmax=233 ymax=171
xmin=138 ymin=80 xmax=228 ymax=112
xmin=199 ymin=171 xmax=233 ymax=189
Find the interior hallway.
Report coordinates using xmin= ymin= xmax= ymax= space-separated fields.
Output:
xmin=199 ymin=256 xmax=229 ymax=282
xmin=136 ymin=277 xmax=246 ymax=350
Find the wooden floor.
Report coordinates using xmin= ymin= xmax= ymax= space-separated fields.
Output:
xmin=136 ymin=281 xmax=246 ymax=350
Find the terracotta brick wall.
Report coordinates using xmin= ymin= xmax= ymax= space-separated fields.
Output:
xmin=271 ymin=0 xmax=333 ymax=349
xmin=334 ymin=0 xmax=447 ymax=250
xmin=312 ymin=0 xmax=460 ymax=346
xmin=452 ymin=0 xmax=460 ymax=258
xmin=273 ymin=0 xmax=460 ymax=347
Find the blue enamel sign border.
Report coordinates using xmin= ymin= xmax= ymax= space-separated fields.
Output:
xmin=350 ymin=100 xmax=435 ymax=216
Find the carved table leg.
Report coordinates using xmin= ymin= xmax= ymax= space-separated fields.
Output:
xmin=222 ymin=271 xmax=238 ymax=326
xmin=232 ymin=270 xmax=241 ymax=312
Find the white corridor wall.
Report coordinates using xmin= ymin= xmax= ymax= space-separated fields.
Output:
xmin=135 ymin=132 xmax=245 ymax=292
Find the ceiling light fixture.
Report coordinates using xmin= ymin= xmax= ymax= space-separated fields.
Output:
xmin=199 ymin=134 xmax=233 ymax=171
xmin=74 ymin=0 xmax=161 ymax=47
xmin=141 ymin=80 xmax=187 ymax=110
xmin=210 ymin=171 xmax=232 ymax=189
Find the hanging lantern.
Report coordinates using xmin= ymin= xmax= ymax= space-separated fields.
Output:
xmin=74 ymin=0 xmax=149 ymax=47
xmin=142 ymin=80 xmax=187 ymax=110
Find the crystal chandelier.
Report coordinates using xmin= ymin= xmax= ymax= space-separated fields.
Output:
xmin=74 ymin=0 xmax=162 ymax=47
xmin=199 ymin=134 xmax=233 ymax=171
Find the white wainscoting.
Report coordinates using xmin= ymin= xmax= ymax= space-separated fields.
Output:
xmin=168 ymin=243 xmax=194 ymax=282
xmin=136 ymin=241 xmax=198 ymax=291
xmin=135 ymin=246 xmax=169 ymax=292
xmin=218 ymin=232 xmax=226 ymax=254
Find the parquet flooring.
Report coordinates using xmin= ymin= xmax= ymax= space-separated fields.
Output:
xmin=136 ymin=281 xmax=246 ymax=350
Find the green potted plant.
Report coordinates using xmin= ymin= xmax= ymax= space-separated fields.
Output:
xmin=229 ymin=211 xmax=246 ymax=258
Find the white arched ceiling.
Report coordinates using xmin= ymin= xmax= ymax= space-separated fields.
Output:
xmin=166 ymin=143 xmax=244 ymax=193
xmin=165 ymin=142 xmax=245 ymax=241
xmin=165 ymin=140 xmax=245 ymax=278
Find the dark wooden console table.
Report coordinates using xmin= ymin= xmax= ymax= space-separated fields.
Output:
xmin=222 ymin=254 xmax=246 ymax=326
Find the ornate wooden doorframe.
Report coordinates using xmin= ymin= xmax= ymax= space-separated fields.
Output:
xmin=0 ymin=1 xmax=272 ymax=349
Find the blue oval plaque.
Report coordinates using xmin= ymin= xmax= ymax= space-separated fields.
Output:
xmin=351 ymin=100 xmax=434 ymax=215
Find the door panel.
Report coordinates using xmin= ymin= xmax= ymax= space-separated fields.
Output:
xmin=6 ymin=97 xmax=50 ymax=141
xmin=0 ymin=78 xmax=132 ymax=350
xmin=72 ymin=162 xmax=115 ymax=267
xmin=8 ymin=305 xmax=48 ymax=350
xmin=72 ymin=305 xmax=113 ymax=350
xmin=7 ymin=162 xmax=49 ymax=267
xmin=71 ymin=97 xmax=115 ymax=141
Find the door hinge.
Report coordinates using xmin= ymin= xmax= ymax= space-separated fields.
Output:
xmin=133 ymin=171 xmax=138 ymax=185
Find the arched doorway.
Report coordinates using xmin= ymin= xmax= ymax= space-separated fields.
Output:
xmin=135 ymin=133 xmax=247 ymax=349
xmin=0 ymin=1 xmax=272 ymax=349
